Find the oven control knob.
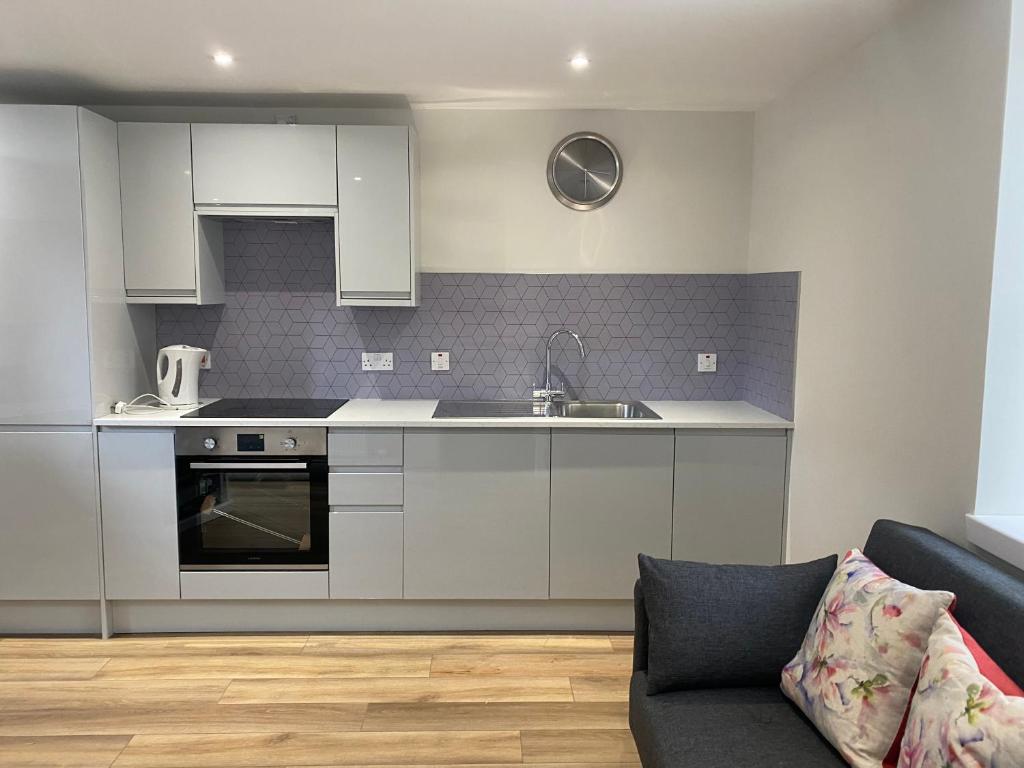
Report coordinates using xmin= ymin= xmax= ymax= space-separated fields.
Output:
xmin=281 ymin=437 xmax=297 ymax=450
xmin=202 ymin=437 xmax=217 ymax=450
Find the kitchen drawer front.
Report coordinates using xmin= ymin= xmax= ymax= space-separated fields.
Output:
xmin=329 ymin=508 xmax=403 ymax=599
xmin=328 ymin=471 xmax=403 ymax=506
xmin=328 ymin=429 xmax=403 ymax=466
xmin=179 ymin=571 xmax=329 ymax=600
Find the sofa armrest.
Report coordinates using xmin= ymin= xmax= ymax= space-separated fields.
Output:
xmin=632 ymin=579 xmax=649 ymax=672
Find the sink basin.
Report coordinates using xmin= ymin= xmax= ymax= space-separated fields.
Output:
xmin=553 ymin=401 xmax=660 ymax=419
xmin=432 ymin=400 xmax=661 ymax=420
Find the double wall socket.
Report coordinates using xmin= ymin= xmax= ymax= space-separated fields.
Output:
xmin=361 ymin=352 xmax=394 ymax=371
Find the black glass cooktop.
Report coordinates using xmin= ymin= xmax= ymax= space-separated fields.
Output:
xmin=181 ymin=398 xmax=349 ymax=419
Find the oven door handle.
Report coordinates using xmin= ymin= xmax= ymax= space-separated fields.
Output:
xmin=188 ymin=462 xmax=308 ymax=470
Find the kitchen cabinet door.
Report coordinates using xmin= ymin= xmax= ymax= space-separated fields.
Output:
xmin=336 ymin=125 xmax=416 ymax=305
xmin=672 ymin=430 xmax=788 ymax=565
xmin=98 ymin=430 xmax=180 ymax=599
xmin=191 ymin=124 xmax=337 ymax=206
xmin=550 ymin=430 xmax=674 ymax=599
xmin=0 ymin=430 xmax=100 ymax=600
xmin=118 ymin=123 xmax=197 ymax=299
xmin=329 ymin=509 xmax=404 ymax=599
xmin=0 ymin=105 xmax=93 ymax=425
xmin=403 ymin=429 xmax=550 ymax=599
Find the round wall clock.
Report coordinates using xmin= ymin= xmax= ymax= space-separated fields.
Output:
xmin=547 ymin=132 xmax=622 ymax=211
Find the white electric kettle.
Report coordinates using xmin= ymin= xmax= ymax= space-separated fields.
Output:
xmin=156 ymin=345 xmax=208 ymax=408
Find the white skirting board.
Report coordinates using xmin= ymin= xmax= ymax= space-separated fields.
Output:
xmin=109 ymin=599 xmax=634 ymax=634
xmin=0 ymin=601 xmax=103 ymax=635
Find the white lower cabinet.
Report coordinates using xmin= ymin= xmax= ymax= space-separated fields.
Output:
xmin=98 ymin=430 xmax=181 ymax=599
xmin=550 ymin=430 xmax=675 ymax=599
xmin=0 ymin=431 xmax=100 ymax=600
xmin=672 ymin=430 xmax=788 ymax=565
xmin=403 ymin=429 xmax=550 ymax=599
xmin=329 ymin=509 xmax=404 ymax=599
xmin=89 ymin=425 xmax=791 ymax=609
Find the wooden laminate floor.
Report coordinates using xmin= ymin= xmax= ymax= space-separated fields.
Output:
xmin=0 ymin=633 xmax=637 ymax=768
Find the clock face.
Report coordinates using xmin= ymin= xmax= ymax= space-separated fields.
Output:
xmin=548 ymin=133 xmax=622 ymax=211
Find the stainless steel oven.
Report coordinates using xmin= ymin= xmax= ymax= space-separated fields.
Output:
xmin=175 ymin=427 xmax=328 ymax=570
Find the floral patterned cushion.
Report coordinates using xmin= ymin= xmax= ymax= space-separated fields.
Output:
xmin=780 ymin=549 xmax=955 ymax=768
xmin=897 ymin=612 xmax=1024 ymax=767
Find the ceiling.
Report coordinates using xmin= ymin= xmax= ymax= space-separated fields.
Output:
xmin=0 ymin=0 xmax=913 ymax=111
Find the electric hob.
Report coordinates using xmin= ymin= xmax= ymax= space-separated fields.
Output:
xmin=180 ymin=398 xmax=348 ymax=419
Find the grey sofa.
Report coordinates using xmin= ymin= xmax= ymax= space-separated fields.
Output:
xmin=629 ymin=519 xmax=1024 ymax=768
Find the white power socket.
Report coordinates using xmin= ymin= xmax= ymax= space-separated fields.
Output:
xmin=431 ymin=352 xmax=450 ymax=371
xmin=697 ymin=353 xmax=717 ymax=373
xmin=361 ymin=352 xmax=394 ymax=371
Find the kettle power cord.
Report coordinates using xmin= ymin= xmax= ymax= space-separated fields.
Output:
xmin=112 ymin=393 xmax=175 ymax=414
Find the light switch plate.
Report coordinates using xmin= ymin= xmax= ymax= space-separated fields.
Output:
xmin=697 ymin=353 xmax=717 ymax=373
xmin=431 ymin=352 xmax=450 ymax=371
xmin=361 ymin=352 xmax=394 ymax=371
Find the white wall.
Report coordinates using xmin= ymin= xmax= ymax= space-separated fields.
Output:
xmin=748 ymin=0 xmax=1011 ymax=560
xmin=976 ymin=0 xmax=1024 ymax=518
xmin=415 ymin=109 xmax=753 ymax=273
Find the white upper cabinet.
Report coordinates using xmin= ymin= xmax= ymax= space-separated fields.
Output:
xmin=337 ymin=125 xmax=418 ymax=306
xmin=0 ymin=105 xmax=93 ymax=425
xmin=118 ymin=122 xmax=200 ymax=301
xmin=191 ymin=124 xmax=337 ymax=206
xmin=115 ymin=121 xmax=416 ymax=306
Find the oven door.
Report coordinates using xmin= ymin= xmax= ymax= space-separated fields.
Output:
xmin=176 ymin=456 xmax=328 ymax=570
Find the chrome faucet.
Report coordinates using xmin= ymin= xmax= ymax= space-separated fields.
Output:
xmin=533 ymin=329 xmax=586 ymax=402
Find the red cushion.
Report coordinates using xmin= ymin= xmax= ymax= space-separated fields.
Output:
xmin=950 ymin=613 xmax=1024 ymax=696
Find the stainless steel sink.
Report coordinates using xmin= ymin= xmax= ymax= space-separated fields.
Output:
xmin=553 ymin=401 xmax=660 ymax=419
xmin=432 ymin=400 xmax=661 ymax=420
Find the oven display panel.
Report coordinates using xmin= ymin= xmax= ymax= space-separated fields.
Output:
xmin=236 ymin=433 xmax=265 ymax=452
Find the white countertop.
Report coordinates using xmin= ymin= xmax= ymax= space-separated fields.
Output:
xmin=95 ymin=399 xmax=793 ymax=430
xmin=966 ymin=515 xmax=1024 ymax=572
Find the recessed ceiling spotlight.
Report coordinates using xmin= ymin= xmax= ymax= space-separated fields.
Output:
xmin=569 ymin=53 xmax=590 ymax=71
xmin=212 ymin=51 xmax=234 ymax=67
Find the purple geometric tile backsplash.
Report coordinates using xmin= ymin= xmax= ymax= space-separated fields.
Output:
xmin=738 ymin=272 xmax=800 ymax=420
xmin=156 ymin=220 xmax=799 ymax=419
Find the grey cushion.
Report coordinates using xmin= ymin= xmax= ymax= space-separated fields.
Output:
xmin=638 ymin=553 xmax=837 ymax=694
xmin=864 ymin=519 xmax=1024 ymax=687
xmin=629 ymin=671 xmax=846 ymax=768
